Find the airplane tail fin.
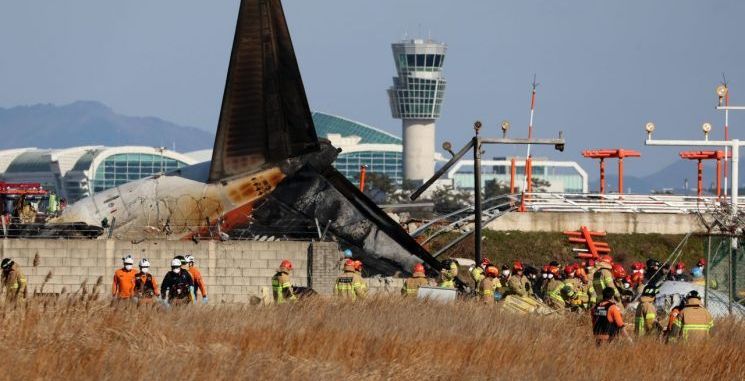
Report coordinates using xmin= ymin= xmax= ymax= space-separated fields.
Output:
xmin=208 ymin=0 xmax=319 ymax=182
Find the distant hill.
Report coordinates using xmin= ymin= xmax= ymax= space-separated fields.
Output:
xmin=590 ymin=159 xmax=722 ymax=194
xmin=0 ymin=101 xmax=215 ymax=152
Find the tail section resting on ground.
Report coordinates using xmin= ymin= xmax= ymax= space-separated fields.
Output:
xmin=46 ymin=0 xmax=440 ymax=275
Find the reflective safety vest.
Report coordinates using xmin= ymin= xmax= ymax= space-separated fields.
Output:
xmin=672 ymin=303 xmax=714 ymax=340
xmin=546 ymin=279 xmax=565 ymax=308
xmin=272 ymin=271 xmax=297 ymax=304
xmin=335 ymin=272 xmax=367 ymax=300
xmin=634 ymin=297 xmax=656 ymax=336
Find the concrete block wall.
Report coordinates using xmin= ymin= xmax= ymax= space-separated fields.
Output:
xmin=0 ymin=239 xmax=343 ymax=303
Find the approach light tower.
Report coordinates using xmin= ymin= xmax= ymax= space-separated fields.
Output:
xmin=388 ymin=39 xmax=447 ymax=183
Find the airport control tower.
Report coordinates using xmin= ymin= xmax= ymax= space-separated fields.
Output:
xmin=388 ymin=39 xmax=447 ymax=183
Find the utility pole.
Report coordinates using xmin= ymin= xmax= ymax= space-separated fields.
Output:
xmin=411 ymin=121 xmax=565 ymax=266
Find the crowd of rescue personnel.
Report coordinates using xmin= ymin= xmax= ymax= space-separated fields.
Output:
xmin=270 ymin=248 xmax=714 ymax=343
xmin=0 ymin=248 xmax=715 ymax=343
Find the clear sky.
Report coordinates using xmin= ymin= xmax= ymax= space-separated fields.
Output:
xmin=1 ymin=0 xmax=744 ymax=177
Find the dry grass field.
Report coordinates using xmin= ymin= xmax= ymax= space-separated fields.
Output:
xmin=0 ymin=297 xmax=743 ymax=380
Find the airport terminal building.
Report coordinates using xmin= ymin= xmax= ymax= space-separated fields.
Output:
xmin=0 ymin=146 xmax=196 ymax=202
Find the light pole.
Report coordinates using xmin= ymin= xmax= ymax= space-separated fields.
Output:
xmin=411 ymin=121 xmax=565 ymax=266
xmin=645 ymin=121 xmax=742 ymax=313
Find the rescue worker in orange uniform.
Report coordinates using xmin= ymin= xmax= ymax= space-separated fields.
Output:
xmin=477 ymin=265 xmax=499 ymax=304
xmin=272 ymin=259 xmax=297 ymax=304
xmin=669 ymin=290 xmax=714 ymax=341
xmin=402 ymin=263 xmax=429 ymax=297
xmin=634 ymin=286 xmax=658 ymax=336
xmin=112 ymin=255 xmax=137 ymax=301
xmin=185 ymin=255 xmax=208 ymax=303
xmin=591 ymin=287 xmax=630 ymax=345
xmin=134 ymin=258 xmax=159 ymax=304
xmin=335 ymin=259 xmax=367 ymax=300
xmin=664 ymin=299 xmax=686 ymax=341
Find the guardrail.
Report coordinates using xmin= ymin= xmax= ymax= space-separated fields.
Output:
xmin=520 ymin=192 xmax=741 ymax=213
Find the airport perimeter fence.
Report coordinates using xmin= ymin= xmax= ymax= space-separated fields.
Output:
xmin=706 ymin=235 xmax=745 ymax=310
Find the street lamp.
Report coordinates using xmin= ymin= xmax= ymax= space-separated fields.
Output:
xmin=703 ymin=122 xmax=713 ymax=140
xmin=645 ymin=122 xmax=656 ymax=139
xmin=501 ymin=120 xmax=510 ymax=138
xmin=442 ymin=141 xmax=454 ymax=157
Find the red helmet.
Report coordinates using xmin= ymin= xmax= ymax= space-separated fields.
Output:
xmin=548 ymin=266 xmax=560 ymax=276
xmin=542 ymin=264 xmax=550 ymax=273
xmin=631 ymin=262 xmax=644 ymax=271
xmin=564 ymin=265 xmax=575 ymax=275
xmin=353 ymin=260 xmax=363 ymax=271
xmin=599 ymin=255 xmax=613 ymax=264
xmin=481 ymin=258 xmax=491 ymax=267
xmin=697 ymin=258 xmax=706 ymax=266
xmin=623 ymin=275 xmax=632 ymax=284
xmin=675 ymin=262 xmax=685 ymax=270
xmin=587 ymin=259 xmax=596 ymax=267
xmin=279 ymin=259 xmax=293 ymax=271
xmin=611 ymin=264 xmax=627 ymax=279
xmin=344 ymin=259 xmax=355 ymax=267
xmin=413 ymin=263 xmax=425 ymax=274
xmin=485 ymin=265 xmax=499 ymax=277
xmin=513 ymin=261 xmax=524 ymax=271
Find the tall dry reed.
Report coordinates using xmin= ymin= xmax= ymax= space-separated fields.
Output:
xmin=0 ymin=296 xmax=741 ymax=380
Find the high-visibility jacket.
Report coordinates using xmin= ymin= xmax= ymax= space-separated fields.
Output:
xmin=506 ymin=275 xmax=532 ymax=297
xmin=335 ymin=271 xmax=367 ymax=300
xmin=401 ymin=273 xmax=428 ymax=297
xmin=272 ymin=270 xmax=297 ymax=304
xmin=477 ymin=277 xmax=496 ymax=304
xmin=2 ymin=266 xmax=27 ymax=303
xmin=471 ymin=267 xmax=484 ymax=290
xmin=439 ymin=263 xmax=459 ymax=289
xmin=112 ymin=268 xmax=136 ymax=299
xmin=546 ymin=279 xmax=566 ymax=309
xmin=563 ymin=277 xmax=587 ymax=307
xmin=592 ymin=263 xmax=619 ymax=302
xmin=670 ymin=298 xmax=713 ymax=341
xmin=634 ymin=296 xmax=657 ymax=336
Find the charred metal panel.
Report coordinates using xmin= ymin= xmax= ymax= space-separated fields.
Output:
xmin=209 ymin=0 xmax=319 ymax=182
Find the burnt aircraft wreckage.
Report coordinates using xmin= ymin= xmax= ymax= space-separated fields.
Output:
xmin=41 ymin=0 xmax=442 ymax=274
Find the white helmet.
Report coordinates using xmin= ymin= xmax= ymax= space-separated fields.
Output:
xmin=170 ymin=258 xmax=182 ymax=267
xmin=122 ymin=255 xmax=135 ymax=265
xmin=139 ymin=258 xmax=150 ymax=268
xmin=185 ymin=255 xmax=195 ymax=264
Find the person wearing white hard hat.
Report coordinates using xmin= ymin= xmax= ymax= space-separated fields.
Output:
xmin=134 ymin=258 xmax=159 ymax=305
xmin=112 ymin=255 xmax=136 ymax=301
xmin=160 ymin=258 xmax=194 ymax=305
xmin=185 ymin=255 xmax=208 ymax=304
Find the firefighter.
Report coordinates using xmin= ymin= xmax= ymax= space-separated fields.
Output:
xmin=591 ymin=287 xmax=630 ymax=345
xmin=563 ymin=265 xmax=586 ymax=309
xmin=477 ymin=265 xmax=499 ymax=304
xmin=645 ymin=259 xmax=665 ymax=288
xmin=546 ymin=266 xmax=566 ymax=310
xmin=1 ymin=258 xmax=26 ymax=304
xmin=112 ymin=255 xmax=137 ymax=301
xmin=271 ymin=259 xmax=297 ymax=304
xmin=664 ymin=299 xmax=687 ymax=341
xmin=402 ymin=263 xmax=429 ymax=297
xmin=592 ymin=255 xmax=619 ymax=304
xmin=161 ymin=258 xmax=195 ymax=305
xmin=185 ymin=255 xmax=208 ymax=303
xmin=439 ymin=259 xmax=459 ymax=289
xmin=668 ymin=262 xmax=692 ymax=282
xmin=634 ymin=286 xmax=658 ymax=336
xmin=630 ymin=262 xmax=645 ymax=293
xmin=536 ymin=265 xmax=551 ymax=300
xmin=669 ymin=290 xmax=714 ymax=341
xmin=505 ymin=261 xmax=532 ymax=297
xmin=335 ymin=259 xmax=367 ymax=300
xmin=134 ymin=258 xmax=159 ymax=304
xmin=470 ymin=258 xmax=490 ymax=292
xmin=619 ymin=276 xmax=635 ymax=306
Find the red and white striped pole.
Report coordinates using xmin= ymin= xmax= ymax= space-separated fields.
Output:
xmin=520 ymin=78 xmax=538 ymax=211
